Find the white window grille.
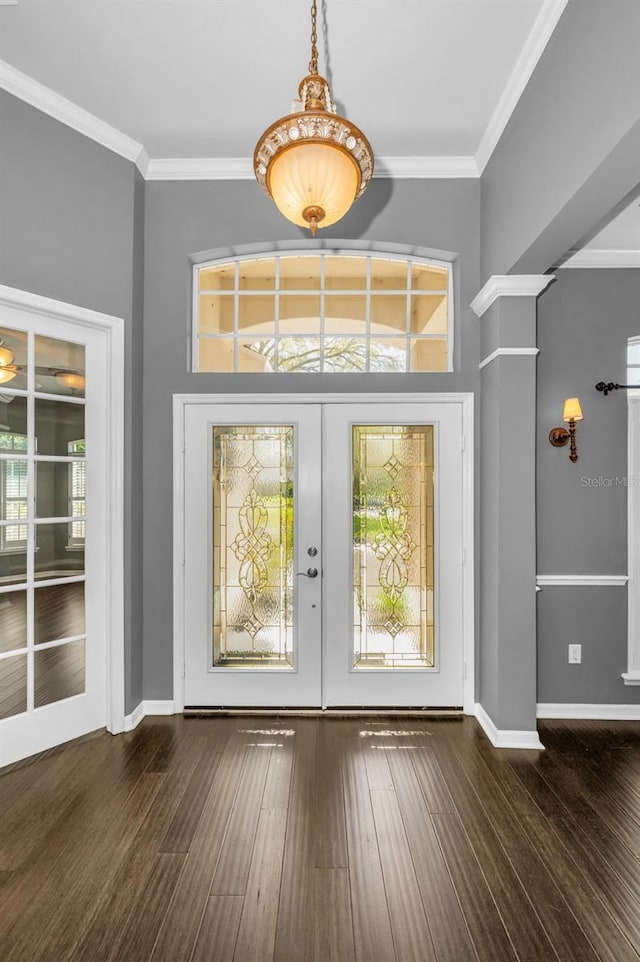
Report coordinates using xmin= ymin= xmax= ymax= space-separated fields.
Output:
xmin=193 ymin=252 xmax=453 ymax=373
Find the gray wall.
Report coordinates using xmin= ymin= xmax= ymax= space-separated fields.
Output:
xmin=537 ymin=268 xmax=640 ymax=704
xmin=0 ymin=91 xmax=144 ymax=712
xmin=142 ymin=178 xmax=481 ymax=699
xmin=481 ymin=0 xmax=640 ymax=279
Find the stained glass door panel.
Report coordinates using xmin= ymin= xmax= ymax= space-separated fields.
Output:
xmin=212 ymin=426 xmax=294 ymax=669
xmin=353 ymin=426 xmax=434 ymax=669
xmin=324 ymin=403 xmax=464 ymax=707
xmin=183 ymin=404 xmax=322 ymax=707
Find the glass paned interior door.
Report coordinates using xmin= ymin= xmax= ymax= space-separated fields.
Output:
xmin=353 ymin=425 xmax=434 ymax=669
xmin=212 ymin=425 xmax=294 ymax=669
xmin=0 ymin=327 xmax=87 ymax=720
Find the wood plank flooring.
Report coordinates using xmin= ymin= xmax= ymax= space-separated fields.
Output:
xmin=1 ymin=715 xmax=639 ymax=962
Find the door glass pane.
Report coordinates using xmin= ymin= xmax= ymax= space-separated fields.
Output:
xmin=35 ymin=640 xmax=85 ymax=708
xmin=0 ymin=534 xmax=27 ymax=585
xmin=352 ymin=425 xmax=434 ymax=669
xmin=0 ymin=591 xmax=27 ymax=653
xmin=0 ymin=395 xmax=28 ymax=436
xmin=0 ymin=328 xmax=28 ymax=391
xmin=35 ymin=336 xmax=85 ymax=398
xmin=35 ymin=582 xmax=85 ymax=644
xmin=36 ymin=460 xmax=86 ymax=519
xmin=212 ymin=425 xmax=294 ymax=669
xmin=35 ymin=399 xmax=85 ymax=456
xmin=35 ymin=523 xmax=85 ymax=580
xmin=0 ymin=652 xmax=27 ymax=718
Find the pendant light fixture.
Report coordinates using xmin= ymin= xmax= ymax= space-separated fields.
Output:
xmin=0 ymin=340 xmax=17 ymax=384
xmin=254 ymin=0 xmax=373 ymax=235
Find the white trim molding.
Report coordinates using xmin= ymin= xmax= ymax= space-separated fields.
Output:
xmin=626 ymin=394 xmax=640 ymax=685
xmin=559 ymin=249 xmax=640 ymax=269
xmin=475 ymin=704 xmax=545 ymax=750
xmin=536 ymin=574 xmax=629 ymax=587
xmin=0 ymin=59 xmax=146 ymax=169
xmin=145 ymin=155 xmax=480 ymax=182
xmin=474 ymin=0 xmax=570 ymax=173
xmin=124 ymin=700 xmax=178 ymax=731
xmin=537 ymin=704 xmax=640 ymax=720
xmin=470 ymin=274 xmax=555 ymax=317
xmin=479 ymin=347 xmax=539 ymax=370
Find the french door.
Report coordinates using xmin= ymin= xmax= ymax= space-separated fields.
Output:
xmin=182 ymin=398 xmax=466 ymax=708
xmin=0 ymin=303 xmax=115 ymax=767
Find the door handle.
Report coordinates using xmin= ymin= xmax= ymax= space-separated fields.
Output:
xmin=296 ymin=567 xmax=318 ymax=578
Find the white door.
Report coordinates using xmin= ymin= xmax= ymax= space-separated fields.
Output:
xmin=183 ymin=404 xmax=323 ymax=706
xmin=0 ymin=314 xmax=111 ymax=767
xmin=181 ymin=399 xmax=466 ymax=708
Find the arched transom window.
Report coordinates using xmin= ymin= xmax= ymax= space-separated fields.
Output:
xmin=193 ymin=252 xmax=452 ymax=373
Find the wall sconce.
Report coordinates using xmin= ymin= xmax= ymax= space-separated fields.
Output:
xmin=549 ymin=397 xmax=583 ymax=462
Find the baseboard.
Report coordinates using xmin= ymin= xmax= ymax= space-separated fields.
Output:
xmin=123 ymin=702 xmax=146 ymax=732
xmin=537 ymin=703 xmax=640 ymax=720
xmin=123 ymin=700 xmax=178 ymax=731
xmin=475 ymin=703 xmax=545 ymax=750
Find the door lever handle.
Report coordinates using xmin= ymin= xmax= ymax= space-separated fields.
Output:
xmin=296 ymin=567 xmax=318 ymax=578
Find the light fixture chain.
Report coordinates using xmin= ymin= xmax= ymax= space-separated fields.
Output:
xmin=309 ymin=0 xmax=319 ymax=74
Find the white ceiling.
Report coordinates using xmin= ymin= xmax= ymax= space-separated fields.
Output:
xmin=1 ymin=0 xmax=635 ymax=259
xmin=0 ymin=0 xmax=552 ymax=161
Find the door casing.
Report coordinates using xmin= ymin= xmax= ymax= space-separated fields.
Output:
xmin=173 ymin=392 xmax=475 ymax=713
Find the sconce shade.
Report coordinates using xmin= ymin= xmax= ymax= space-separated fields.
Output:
xmin=563 ymin=397 xmax=583 ymax=422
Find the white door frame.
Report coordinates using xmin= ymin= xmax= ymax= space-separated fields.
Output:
xmin=173 ymin=392 xmax=475 ymax=714
xmin=0 ymin=284 xmax=126 ymax=737
xmin=624 ymin=392 xmax=640 ymax=685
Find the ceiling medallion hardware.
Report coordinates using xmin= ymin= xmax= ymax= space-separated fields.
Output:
xmin=253 ymin=0 xmax=374 ymax=234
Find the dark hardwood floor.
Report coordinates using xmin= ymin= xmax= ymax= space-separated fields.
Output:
xmin=1 ymin=715 xmax=639 ymax=962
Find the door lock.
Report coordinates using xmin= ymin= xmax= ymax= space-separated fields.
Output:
xmin=296 ymin=567 xmax=318 ymax=578
xmin=307 ymin=546 xmax=318 ymax=557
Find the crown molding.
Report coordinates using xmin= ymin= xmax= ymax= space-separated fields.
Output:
xmin=474 ymin=0 xmax=570 ymax=173
xmin=558 ymin=249 xmax=640 ymax=269
xmin=470 ymin=274 xmax=555 ymax=317
xmin=144 ymin=155 xmax=480 ymax=181
xmin=0 ymin=59 xmax=146 ymax=169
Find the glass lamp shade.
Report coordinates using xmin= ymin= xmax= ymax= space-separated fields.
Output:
xmin=0 ymin=367 xmax=17 ymax=384
xmin=563 ymin=397 xmax=583 ymax=422
xmin=268 ymin=143 xmax=360 ymax=230
xmin=56 ymin=372 xmax=86 ymax=391
xmin=0 ymin=345 xmax=14 ymax=367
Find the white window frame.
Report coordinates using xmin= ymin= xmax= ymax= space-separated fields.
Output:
xmin=191 ymin=247 xmax=454 ymax=375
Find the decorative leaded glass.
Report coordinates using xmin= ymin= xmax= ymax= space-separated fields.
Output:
xmin=212 ymin=426 xmax=294 ymax=668
xmin=352 ymin=425 xmax=434 ymax=668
